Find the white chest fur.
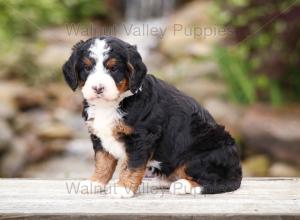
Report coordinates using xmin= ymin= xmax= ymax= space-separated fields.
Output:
xmin=86 ymin=104 xmax=126 ymax=159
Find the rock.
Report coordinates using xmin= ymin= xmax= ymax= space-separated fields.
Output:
xmin=176 ymin=78 xmax=227 ymax=102
xmin=22 ymin=154 xmax=93 ymax=178
xmin=37 ymin=122 xmax=73 ymax=140
xmin=144 ymin=51 xmax=168 ymax=74
xmin=0 ymin=139 xmax=28 ymax=177
xmin=65 ymin=139 xmax=94 ymax=160
xmin=12 ymin=113 xmax=33 ymax=133
xmin=160 ymin=1 xmax=224 ymax=58
xmin=0 ymin=81 xmax=46 ymax=111
xmin=22 ymin=137 xmax=111 ymax=179
xmin=14 ymin=109 xmax=52 ymax=136
xmin=53 ymin=108 xmax=88 ymax=138
xmin=241 ymin=106 xmax=300 ymax=165
xmin=38 ymin=27 xmax=86 ymax=45
xmin=21 ymin=134 xmax=70 ymax=163
xmin=44 ymin=83 xmax=82 ymax=112
xmin=0 ymin=120 xmax=13 ymax=153
xmin=58 ymin=91 xmax=83 ymax=112
xmin=0 ymin=81 xmax=27 ymax=110
xmin=0 ymin=101 xmax=16 ymax=120
xmin=269 ymin=163 xmax=300 ymax=177
xmin=23 ymin=134 xmax=46 ymax=163
xmin=242 ymin=155 xmax=271 ymax=177
xmin=22 ymin=110 xmax=53 ymax=126
xmin=203 ymin=99 xmax=245 ymax=139
xmin=161 ymin=59 xmax=220 ymax=82
xmin=37 ymin=124 xmax=73 ymax=140
xmin=14 ymin=89 xmax=46 ymax=111
xmin=45 ymin=83 xmax=73 ymax=101
xmin=19 ymin=110 xmax=78 ymax=148
xmin=45 ymin=140 xmax=70 ymax=155
xmin=36 ymin=44 xmax=70 ymax=70
xmin=36 ymin=27 xmax=87 ymax=74
xmin=204 ymin=99 xmax=243 ymax=122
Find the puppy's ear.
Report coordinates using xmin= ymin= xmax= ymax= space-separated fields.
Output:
xmin=127 ymin=45 xmax=147 ymax=93
xmin=62 ymin=40 xmax=84 ymax=91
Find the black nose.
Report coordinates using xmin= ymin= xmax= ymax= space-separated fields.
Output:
xmin=92 ymin=85 xmax=104 ymax=94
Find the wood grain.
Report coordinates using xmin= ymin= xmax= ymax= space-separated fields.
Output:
xmin=0 ymin=178 xmax=299 ymax=219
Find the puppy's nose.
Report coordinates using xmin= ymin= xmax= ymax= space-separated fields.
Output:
xmin=92 ymin=85 xmax=104 ymax=94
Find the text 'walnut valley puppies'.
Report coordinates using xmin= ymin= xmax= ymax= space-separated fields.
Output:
xmin=62 ymin=36 xmax=242 ymax=198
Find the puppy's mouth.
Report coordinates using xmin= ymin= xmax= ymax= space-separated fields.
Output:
xmin=88 ymin=94 xmax=120 ymax=102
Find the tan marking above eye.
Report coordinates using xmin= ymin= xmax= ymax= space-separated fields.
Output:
xmin=105 ymin=58 xmax=118 ymax=70
xmin=83 ymin=57 xmax=93 ymax=67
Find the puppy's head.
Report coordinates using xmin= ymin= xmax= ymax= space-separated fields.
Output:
xmin=62 ymin=36 xmax=147 ymax=102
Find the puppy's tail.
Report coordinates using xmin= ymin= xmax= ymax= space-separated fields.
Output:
xmin=201 ymin=179 xmax=242 ymax=194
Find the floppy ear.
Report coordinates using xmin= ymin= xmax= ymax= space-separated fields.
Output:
xmin=62 ymin=40 xmax=84 ymax=91
xmin=127 ymin=45 xmax=147 ymax=93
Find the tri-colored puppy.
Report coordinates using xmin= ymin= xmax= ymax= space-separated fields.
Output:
xmin=62 ymin=36 xmax=242 ymax=198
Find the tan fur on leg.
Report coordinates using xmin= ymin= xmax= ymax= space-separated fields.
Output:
xmin=117 ymin=160 xmax=146 ymax=193
xmin=168 ymin=165 xmax=200 ymax=187
xmin=91 ymin=151 xmax=117 ymax=185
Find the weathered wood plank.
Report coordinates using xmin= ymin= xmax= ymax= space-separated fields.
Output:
xmin=0 ymin=178 xmax=299 ymax=220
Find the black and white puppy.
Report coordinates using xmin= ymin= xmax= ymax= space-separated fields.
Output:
xmin=62 ymin=36 xmax=242 ymax=198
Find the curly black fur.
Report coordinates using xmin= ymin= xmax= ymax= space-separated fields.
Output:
xmin=119 ymin=75 xmax=242 ymax=194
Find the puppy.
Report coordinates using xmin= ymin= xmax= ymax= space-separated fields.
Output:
xmin=62 ymin=36 xmax=242 ymax=198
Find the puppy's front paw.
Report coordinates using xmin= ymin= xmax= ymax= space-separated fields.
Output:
xmin=110 ymin=185 xmax=134 ymax=198
xmin=79 ymin=180 xmax=105 ymax=194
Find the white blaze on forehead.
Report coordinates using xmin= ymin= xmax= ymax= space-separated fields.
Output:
xmin=89 ymin=39 xmax=109 ymax=66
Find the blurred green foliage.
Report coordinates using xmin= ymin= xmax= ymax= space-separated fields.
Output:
xmin=214 ymin=47 xmax=256 ymax=104
xmin=0 ymin=0 xmax=107 ymax=83
xmin=0 ymin=0 xmax=106 ymax=46
xmin=213 ymin=0 xmax=300 ymax=105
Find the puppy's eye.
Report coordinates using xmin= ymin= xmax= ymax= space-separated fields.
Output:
xmin=83 ymin=57 xmax=93 ymax=71
xmin=105 ymin=58 xmax=118 ymax=72
xmin=110 ymin=65 xmax=117 ymax=72
xmin=84 ymin=64 xmax=92 ymax=71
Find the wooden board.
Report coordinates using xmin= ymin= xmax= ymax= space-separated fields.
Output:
xmin=0 ymin=178 xmax=299 ymax=219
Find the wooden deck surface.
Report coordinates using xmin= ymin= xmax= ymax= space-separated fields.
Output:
xmin=0 ymin=178 xmax=299 ymax=219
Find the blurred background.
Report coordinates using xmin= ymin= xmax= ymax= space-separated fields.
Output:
xmin=0 ymin=0 xmax=299 ymax=178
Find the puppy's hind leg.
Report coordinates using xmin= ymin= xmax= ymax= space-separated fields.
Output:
xmin=185 ymin=146 xmax=242 ymax=194
xmin=169 ymin=179 xmax=203 ymax=195
xmin=168 ymin=166 xmax=203 ymax=195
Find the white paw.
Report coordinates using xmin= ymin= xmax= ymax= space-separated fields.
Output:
xmin=170 ymin=179 xmax=192 ymax=195
xmin=79 ymin=180 xmax=105 ymax=194
xmin=110 ymin=185 xmax=134 ymax=198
